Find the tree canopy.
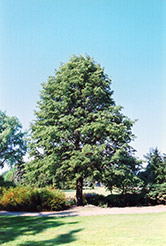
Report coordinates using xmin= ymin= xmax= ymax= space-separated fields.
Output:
xmin=26 ymin=55 xmax=136 ymax=205
xmin=138 ymin=148 xmax=166 ymax=203
xmin=141 ymin=148 xmax=166 ymax=186
xmin=0 ymin=111 xmax=27 ymax=168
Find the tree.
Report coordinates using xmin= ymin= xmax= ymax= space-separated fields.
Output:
xmin=141 ymin=148 xmax=166 ymax=185
xmin=27 ymin=55 xmax=136 ymax=205
xmin=139 ymin=148 xmax=166 ymax=203
xmin=103 ymin=148 xmax=142 ymax=194
xmin=0 ymin=111 xmax=27 ymax=168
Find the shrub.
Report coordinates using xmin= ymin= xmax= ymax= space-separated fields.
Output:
xmin=105 ymin=193 xmax=147 ymax=207
xmin=66 ymin=196 xmax=76 ymax=207
xmin=0 ymin=186 xmax=32 ymax=211
xmin=147 ymin=183 xmax=166 ymax=204
xmin=39 ymin=187 xmax=66 ymax=211
xmin=84 ymin=192 xmax=151 ymax=207
xmin=0 ymin=186 xmax=67 ymax=212
xmin=84 ymin=193 xmax=105 ymax=206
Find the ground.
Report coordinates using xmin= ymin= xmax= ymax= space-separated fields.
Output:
xmin=1 ymin=204 xmax=166 ymax=217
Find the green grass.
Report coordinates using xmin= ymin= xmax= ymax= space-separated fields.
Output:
xmin=1 ymin=213 xmax=166 ymax=245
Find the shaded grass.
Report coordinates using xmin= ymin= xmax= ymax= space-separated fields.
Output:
xmin=0 ymin=213 xmax=166 ymax=245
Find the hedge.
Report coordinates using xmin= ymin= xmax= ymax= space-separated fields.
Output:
xmin=0 ymin=186 xmax=67 ymax=212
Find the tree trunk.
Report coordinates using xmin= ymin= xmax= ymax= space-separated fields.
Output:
xmin=76 ymin=177 xmax=83 ymax=206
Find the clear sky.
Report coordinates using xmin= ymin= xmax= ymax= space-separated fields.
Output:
xmin=0 ymin=0 xmax=166 ymax=163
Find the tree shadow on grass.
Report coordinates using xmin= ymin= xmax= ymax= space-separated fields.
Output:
xmin=0 ymin=216 xmax=81 ymax=245
xmin=18 ymin=229 xmax=82 ymax=245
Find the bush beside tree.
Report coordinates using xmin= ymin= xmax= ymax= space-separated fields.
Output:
xmin=0 ymin=186 xmax=67 ymax=212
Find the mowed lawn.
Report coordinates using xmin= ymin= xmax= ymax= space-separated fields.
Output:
xmin=0 ymin=213 xmax=166 ymax=246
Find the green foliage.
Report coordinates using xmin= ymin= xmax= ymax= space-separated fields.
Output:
xmin=66 ymin=196 xmax=76 ymax=206
xmin=26 ymin=55 xmax=137 ymax=205
xmin=0 ymin=186 xmax=31 ymax=211
xmin=147 ymin=183 xmax=166 ymax=204
xmin=2 ymin=164 xmax=26 ymax=186
xmin=39 ymin=187 xmax=66 ymax=211
xmin=0 ymin=111 xmax=27 ymax=168
xmin=139 ymin=148 xmax=166 ymax=204
xmin=0 ymin=175 xmax=15 ymax=188
xmin=103 ymin=148 xmax=143 ymax=194
xmin=142 ymin=148 xmax=166 ymax=185
xmin=84 ymin=192 xmax=152 ymax=207
xmin=0 ymin=186 xmax=67 ymax=211
xmin=84 ymin=193 xmax=105 ymax=206
xmin=0 ymin=175 xmax=6 ymax=186
xmin=3 ymin=167 xmax=15 ymax=182
xmin=14 ymin=161 xmax=26 ymax=184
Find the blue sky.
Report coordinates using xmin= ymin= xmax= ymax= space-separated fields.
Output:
xmin=0 ymin=0 xmax=166 ymax=162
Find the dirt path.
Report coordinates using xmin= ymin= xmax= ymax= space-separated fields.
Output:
xmin=1 ymin=205 xmax=166 ymax=217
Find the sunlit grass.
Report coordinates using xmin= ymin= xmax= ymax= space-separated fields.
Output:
xmin=1 ymin=212 xmax=166 ymax=245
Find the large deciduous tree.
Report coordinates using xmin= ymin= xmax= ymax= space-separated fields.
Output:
xmin=0 ymin=111 xmax=27 ymax=168
xmin=27 ymin=55 xmax=136 ymax=205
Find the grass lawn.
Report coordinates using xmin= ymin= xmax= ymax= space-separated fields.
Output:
xmin=0 ymin=213 xmax=166 ymax=246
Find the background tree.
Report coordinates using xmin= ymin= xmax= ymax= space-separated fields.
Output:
xmin=140 ymin=148 xmax=166 ymax=186
xmin=139 ymin=148 xmax=166 ymax=203
xmin=26 ymin=55 xmax=136 ymax=205
xmin=103 ymin=148 xmax=142 ymax=194
xmin=0 ymin=111 xmax=27 ymax=169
